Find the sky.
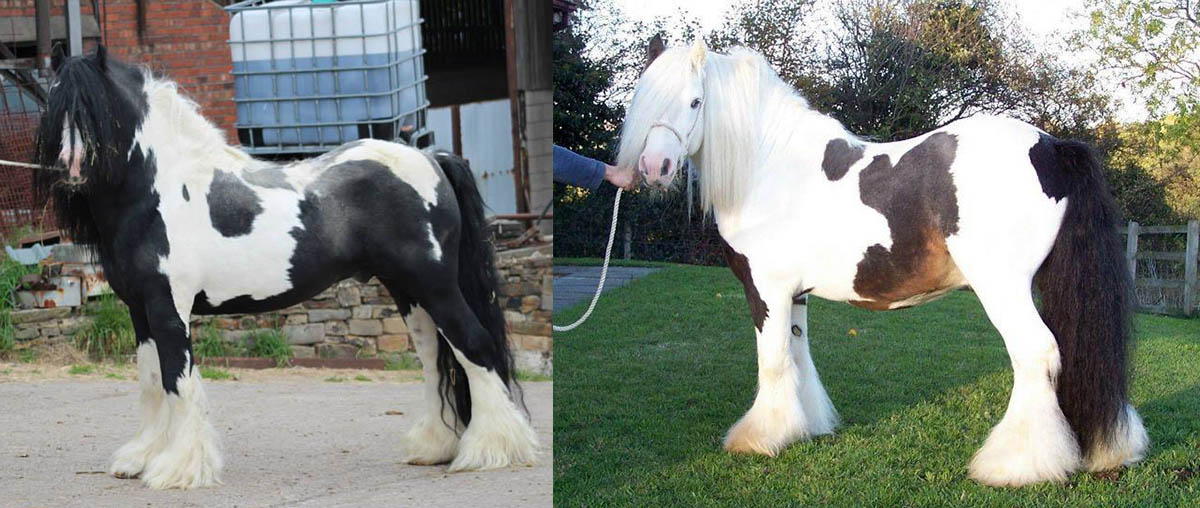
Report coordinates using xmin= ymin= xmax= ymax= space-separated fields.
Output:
xmin=607 ymin=0 xmax=1147 ymax=121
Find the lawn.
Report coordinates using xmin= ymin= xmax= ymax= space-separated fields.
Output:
xmin=554 ymin=263 xmax=1200 ymax=507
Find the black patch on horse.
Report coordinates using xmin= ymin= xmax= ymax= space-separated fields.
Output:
xmin=821 ymin=138 xmax=864 ymax=181
xmin=852 ymin=132 xmax=960 ymax=308
xmin=207 ymin=170 xmax=263 ymax=237
xmin=1028 ymin=132 xmax=1070 ymax=201
xmin=241 ymin=166 xmax=294 ymax=190
xmin=181 ymin=184 xmax=189 ymax=201
xmin=720 ymin=237 xmax=769 ymax=332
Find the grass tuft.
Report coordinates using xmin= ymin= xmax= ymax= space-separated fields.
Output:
xmin=246 ymin=329 xmax=292 ymax=367
xmin=199 ymin=366 xmax=233 ymax=381
xmin=0 ymin=255 xmax=39 ymax=355
xmin=385 ymin=353 xmax=422 ymax=371
xmin=192 ymin=325 xmax=245 ymax=359
xmin=75 ymin=295 xmax=136 ymax=361
xmin=325 ymin=375 xmax=347 ymax=383
xmin=67 ymin=364 xmax=94 ymax=375
xmin=354 ymin=374 xmax=372 ymax=382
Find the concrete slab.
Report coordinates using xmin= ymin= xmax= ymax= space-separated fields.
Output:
xmin=552 ymin=266 xmax=660 ymax=311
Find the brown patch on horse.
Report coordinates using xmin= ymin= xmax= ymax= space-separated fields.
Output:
xmin=721 ymin=237 xmax=769 ymax=332
xmin=821 ymin=139 xmax=864 ymax=181
xmin=852 ymin=133 xmax=963 ymax=308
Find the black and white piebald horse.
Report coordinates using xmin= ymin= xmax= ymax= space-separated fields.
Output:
xmin=617 ymin=38 xmax=1147 ymax=486
xmin=33 ymin=47 xmax=537 ymax=489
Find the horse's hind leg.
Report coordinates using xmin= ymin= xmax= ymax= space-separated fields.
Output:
xmin=110 ymin=305 xmax=170 ymax=479
xmin=136 ymin=293 xmax=222 ymax=489
xmin=385 ymin=291 xmax=461 ymax=465
xmin=957 ymin=274 xmax=1081 ymax=486
xmin=419 ymin=287 xmax=538 ymax=471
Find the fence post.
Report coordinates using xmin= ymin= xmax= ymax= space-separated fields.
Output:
xmin=1125 ymin=221 xmax=1139 ymax=285
xmin=1185 ymin=220 xmax=1199 ymax=316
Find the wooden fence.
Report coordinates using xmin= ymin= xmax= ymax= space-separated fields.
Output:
xmin=1121 ymin=221 xmax=1199 ymax=316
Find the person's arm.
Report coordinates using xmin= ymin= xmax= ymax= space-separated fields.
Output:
xmin=553 ymin=145 xmax=607 ymax=190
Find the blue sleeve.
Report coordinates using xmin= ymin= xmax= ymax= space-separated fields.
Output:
xmin=553 ymin=145 xmax=606 ymax=190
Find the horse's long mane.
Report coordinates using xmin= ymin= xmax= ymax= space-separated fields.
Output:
xmin=33 ymin=48 xmax=251 ymax=249
xmin=619 ymin=46 xmax=824 ymax=213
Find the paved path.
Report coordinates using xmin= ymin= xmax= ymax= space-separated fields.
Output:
xmin=553 ymin=265 xmax=660 ymax=310
xmin=0 ymin=378 xmax=551 ymax=508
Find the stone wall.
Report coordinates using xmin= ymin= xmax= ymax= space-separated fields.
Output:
xmin=8 ymin=244 xmax=553 ymax=374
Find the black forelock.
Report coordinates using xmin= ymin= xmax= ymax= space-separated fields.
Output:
xmin=32 ymin=47 xmax=148 ymax=247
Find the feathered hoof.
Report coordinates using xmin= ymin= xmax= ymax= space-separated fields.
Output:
xmin=968 ymin=418 xmax=1081 ymax=487
xmin=1084 ymin=404 xmax=1149 ymax=472
xmin=446 ymin=411 xmax=538 ymax=472
xmin=402 ymin=417 xmax=460 ymax=465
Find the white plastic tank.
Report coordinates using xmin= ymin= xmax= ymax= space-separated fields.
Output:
xmin=228 ymin=0 xmax=426 ymax=151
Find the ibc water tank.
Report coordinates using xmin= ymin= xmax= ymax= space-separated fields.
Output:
xmin=227 ymin=0 xmax=429 ymax=154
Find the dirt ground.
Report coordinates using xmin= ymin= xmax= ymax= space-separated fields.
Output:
xmin=0 ymin=362 xmax=552 ymax=508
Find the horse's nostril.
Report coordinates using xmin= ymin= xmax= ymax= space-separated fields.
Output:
xmin=660 ymin=159 xmax=671 ymax=177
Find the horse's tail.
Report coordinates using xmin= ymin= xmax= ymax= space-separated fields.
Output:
xmin=1034 ymin=138 xmax=1145 ymax=466
xmin=431 ymin=150 xmax=518 ymax=427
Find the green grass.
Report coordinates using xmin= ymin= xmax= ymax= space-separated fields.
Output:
xmin=192 ymin=325 xmax=246 ymax=359
xmin=74 ymin=295 xmax=136 ymax=362
xmin=385 ymin=353 xmax=422 ymax=371
xmin=516 ymin=370 xmax=552 ymax=382
xmin=354 ymin=374 xmax=372 ymax=382
xmin=199 ymin=366 xmax=233 ymax=381
xmin=0 ymin=255 xmax=40 ymax=355
xmin=104 ymin=372 xmax=125 ymax=380
xmin=325 ymin=375 xmax=348 ymax=383
xmin=245 ymin=329 xmax=292 ymax=367
xmin=554 ymin=264 xmax=1200 ymax=507
xmin=67 ymin=364 xmax=95 ymax=375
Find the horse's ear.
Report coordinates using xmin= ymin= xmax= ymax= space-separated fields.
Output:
xmin=689 ymin=39 xmax=707 ymax=70
xmin=93 ymin=45 xmax=108 ymax=71
xmin=50 ymin=43 xmax=67 ymax=73
xmin=646 ymin=35 xmax=665 ymax=68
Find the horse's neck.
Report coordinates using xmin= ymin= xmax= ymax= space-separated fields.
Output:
xmin=134 ymin=88 xmax=250 ymax=184
xmin=713 ymin=90 xmax=856 ymax=230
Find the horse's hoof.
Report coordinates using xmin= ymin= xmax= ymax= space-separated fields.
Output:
xmin=446 ymin=411 xmax=538 ymax=472
xmin=402 ymin=417 xmax=459 ymax=465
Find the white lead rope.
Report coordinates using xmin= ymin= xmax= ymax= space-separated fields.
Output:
xmin=553 ymin=187 xmax=622 ymax=332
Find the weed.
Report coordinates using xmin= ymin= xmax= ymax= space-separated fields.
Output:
xmin=385 ymin=353 xmax=422 ymax=371
xmin=68 ymin=364 xmax=94 ymax=375
xmin=192 ymin=325 xmax=245 ymax=359
xmin=325 ymin=375 xmax=347 ymax=383
xmin=246 ymin=328 xmax=292 ymax=367
xmin=199 ymin=367 xmax=233 ymax=381
xmin=354 ymin=374 xmax=372 ymax=382
xmin=75 ymin=295 xmax=135 ymax=361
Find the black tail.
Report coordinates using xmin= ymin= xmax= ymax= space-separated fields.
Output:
xmin=432 ymin=150 xmax=519 ymax=428
xmin=1034 ymin=138 xmax=1132 ymax=458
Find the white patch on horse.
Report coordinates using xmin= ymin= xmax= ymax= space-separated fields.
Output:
xmin=400 ymin=305 xmax=461 ymax=465
xmin=425 ymin=222 xmax=443 ymax=261
xmin=441 ymin=336 xmax=540 ymax=471
xmin=141 ymin=350 xmax=222 ymax=489
xmin=110 ymin=339 xmax=169 ymax=479
xmin=329 ymin=139 xmax=441 ymax=208
xmin=129 ymin=76 xmax=303 ymax=306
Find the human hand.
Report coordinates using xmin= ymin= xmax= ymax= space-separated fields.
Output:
xmin=604 ymin=164 xmax=636 ymax=190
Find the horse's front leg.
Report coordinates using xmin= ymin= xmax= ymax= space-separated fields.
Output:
xmin=724 ymin=290 xmax=827 ymax=456
xmin=135 ymin=290 xmax=222 ymax=489
xmin=110 ymin=304 xmax=171 ymax=479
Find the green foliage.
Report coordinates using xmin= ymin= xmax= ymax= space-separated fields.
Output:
xmin=385 ymin=353 xmax=422 ymax=371
xmin=555 ymin=264 xmax=1200 ymax=506
xmin=67 ymin=364 xmax=95 ymax=375
xmin=0 ymin=255 xmax=39 ymax=355
xmin=354 ymin=374 xmax=372 ymax=382
xmin=245 ymin=329 xmax=292 ymax=367
xmin=105 ymin=372 xmax=125 ymax=380
xmin=192 ymin=325 xmax=246 ymax=359
xmin=199 ymin=367 xmax=233 ymax=381
xmin=515 ymin=370 xmax=553 ymax=382
xmin=75 ymin=295 xmax=136 ymax=361
xmin=325 ymin=375 xmax=347 ymax=383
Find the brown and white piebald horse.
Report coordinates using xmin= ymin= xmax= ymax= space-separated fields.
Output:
xmin=616 ymin=38 xmax=1146 ymax=487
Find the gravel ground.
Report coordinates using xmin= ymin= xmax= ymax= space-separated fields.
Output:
xmin=0 ymin=365 xmax=551 ymax=508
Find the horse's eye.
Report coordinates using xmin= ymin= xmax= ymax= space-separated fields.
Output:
xmin=690 ymin=98 xmax=702 ymax=109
